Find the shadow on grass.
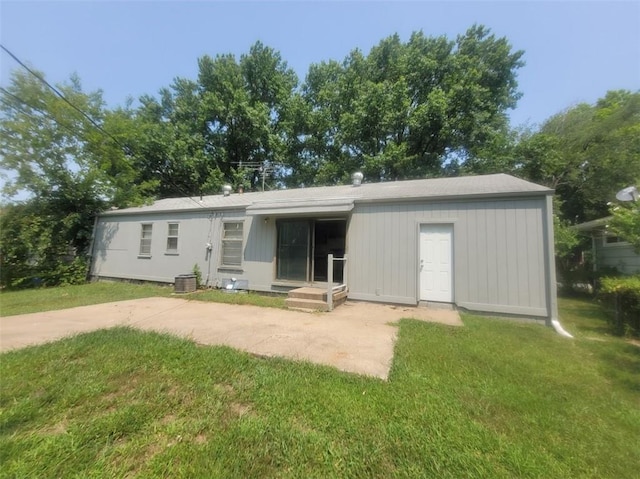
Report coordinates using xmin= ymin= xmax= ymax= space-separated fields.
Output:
xmin=571 ymin=311 xmax=613 ymax=336
xmin=561 ymin=298 xmax=640 ymax=395
xmin=559 ymin=296 xmax=615 ymax=336
xmin=590 ymin=341 xmax=640 ymax=396
xmin=558 ymin=296 xmax=640 ymax=396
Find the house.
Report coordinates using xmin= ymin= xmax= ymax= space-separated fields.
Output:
xmin=90 ymin=173 xmax=560 ymax=324
xmin=575 ymin=217 xmax=640 ymax=275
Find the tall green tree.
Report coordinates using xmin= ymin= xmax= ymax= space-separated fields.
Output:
xmin=0 ymin=70 xmax=152 ymax=205
xmin=134 ymin=80 xmax=218 ymax=198
xmin=610 ymin=200 xmax=640 ymax=253
xmin=0 ymin=70 xmax=151 ymax=287
xmin=295 ymin=25 xmax=524 ymax=184
xmin=515 ymin=90 xmax=640 ymax=222
xmin=135 ymin=41 xmax=299 ymax=196
xmin=462 ymin=90 xmax=640 ymax=277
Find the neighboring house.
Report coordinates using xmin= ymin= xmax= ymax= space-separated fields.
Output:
xmin=575 ymin=217 xmax=640 ymax=275
xmin=90 ymin=173 xmax=559 ymax=323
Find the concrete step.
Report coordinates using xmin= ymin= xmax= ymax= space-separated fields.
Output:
xmin=285 ymin=288 xmax=349 ymax=312
xmin=285 ymin=298 xmax=329 ymax=312
xmin=288 ymin=286 xmax=348 ymax=301
xmin=288 ymin=287 xmax=327 ymax=301
xmin=333 ymin=290 xmax=348 ymax=307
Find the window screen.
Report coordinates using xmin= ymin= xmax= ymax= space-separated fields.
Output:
xmin=139 ymin=224 xmax=152 ymax=256
xmin=221 ymin=222 xmax=243 ymax=266
xmin=166 ymin=223 xmax=179 ymax=252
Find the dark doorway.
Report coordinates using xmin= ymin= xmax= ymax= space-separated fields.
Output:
xmin=313 ymin=220 xmax=346 ymax=282
xmin=276 ymin=218 xmax=346 ymax=283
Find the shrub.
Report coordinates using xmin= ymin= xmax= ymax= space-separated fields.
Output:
xmin=192 ymin=263 xmax=202 ymax=289
xmin=599 ymin=275 xmax=640 ymax=336
xmin=0 ymin=200 xmax=97 ymax=289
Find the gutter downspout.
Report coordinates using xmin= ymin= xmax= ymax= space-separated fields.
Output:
xmin=204 ymin=211 xmax=219 ymax=288
xmin=552 ymin=318 xmax=574 ymax=338
xmin=544 ymin=195 xmax=573 ymax=338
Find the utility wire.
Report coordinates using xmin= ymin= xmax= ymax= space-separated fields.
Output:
xmin=1 ymin=44 xmax=208 ymax=209
xmin=1 ymin=44 xmax=129 ymax=154
xmin=0 ymin=98 xmax=78 ymax=140
xmin=0 ymin=87 xmax=88 ymax=138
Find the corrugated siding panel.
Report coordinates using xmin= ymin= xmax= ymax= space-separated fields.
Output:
xmin=455 ymin=206 xmax=469 ymax=303
xmin=505 ymin=207 xmax=519 ymax=305
xmin=243 ymin=216 xmax=276 ymax=290
xmin=529 ymin=206 xmax=546 ymax=306
xmin=478 ymin=207 xmax=490 ymax=301
xmin=494 ymin=204 xmax=509 ymax=306
xmin=485 ymin=207 xmax=498 ymax=305
xmin=347 ymin=197 xmax=549 ymax=316
xmin=516 ymin=208 xmax=529 ymax=307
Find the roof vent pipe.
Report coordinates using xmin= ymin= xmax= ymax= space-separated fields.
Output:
xmin=352 ymin=171 xmax=364 ymax=187
xmin=222 ymin=185 xmax=232 ymax=197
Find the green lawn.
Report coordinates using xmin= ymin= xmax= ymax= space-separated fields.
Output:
xmin=1 ymin=291 xmax=638 ymax=477
xmin=0 ymin=282 xmax=285 ymax=317
xmin=0 ymin=282 xmax=173 ymax=316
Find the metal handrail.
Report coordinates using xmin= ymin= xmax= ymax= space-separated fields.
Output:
xmin=327 ymin=253 xmax=348 ymax=311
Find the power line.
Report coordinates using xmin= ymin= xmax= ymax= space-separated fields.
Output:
xmin=1 ymin=44 xmax=129 ymax=154
xmin=1 ymin=44 xmax=208 ymax=209
xmin=0 ymin=87 xmax=87 ymax=138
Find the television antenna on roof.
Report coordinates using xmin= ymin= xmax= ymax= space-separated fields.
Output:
xmin=615 ymin=185 xmax=639 ymax=202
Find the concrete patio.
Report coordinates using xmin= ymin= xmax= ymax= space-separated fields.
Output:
xmin=0 ymin=298 xmax=462 ymax=380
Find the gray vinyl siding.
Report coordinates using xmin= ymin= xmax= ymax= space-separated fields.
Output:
xmin=91 ymin=190 xmax=553 ymax=319
xmin=242 ymin=216 xmax=277 ymax=290
xmin=595 ymin=238 xmax=640 ymax=275
xmin=346 ymin=197 xmax=549 ymax=317
xmin=92 ymin=209 xmax=255 ymax=287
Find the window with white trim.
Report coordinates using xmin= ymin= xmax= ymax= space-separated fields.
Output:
xmin=221 ymin=221 xmax=243 ymax=267
xmin=166 ymin=222 xmax=179 ymax=253
xmin=139 ymin=223 xmax=152 ymax=256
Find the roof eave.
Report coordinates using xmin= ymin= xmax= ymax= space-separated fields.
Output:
xmin=98 ymin=203 xmax=249 ymax=217
xmin=574 ymin=216 xmax=612 ymax=232
xmin=97 ymin=183 xmax=553 ymax=216
xmin=353 ymin=189 xmax=553 ymax=205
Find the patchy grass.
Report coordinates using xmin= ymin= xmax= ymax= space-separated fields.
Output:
xmin=1 ymin=297 xmax=638 ymax=477
xmin=0 ymin=282 xmax=173 ymax=316
xmin=185 ymin=289 xmax=286 ymax=309
xmin=0 ymin=282 xmax=285 ymax=317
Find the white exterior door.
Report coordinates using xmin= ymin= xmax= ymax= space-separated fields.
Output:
xmin=419 ymin=224 xmax=453 ymax=302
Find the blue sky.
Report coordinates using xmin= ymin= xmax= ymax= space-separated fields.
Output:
xmin=1 ymin=1 xmax=639 ymax=128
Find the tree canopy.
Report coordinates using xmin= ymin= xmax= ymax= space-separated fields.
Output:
xmin=2 ymin=26 xmax=638 ymax=287
xmin=122 ymin=27 xmax=524 ymax=193
xmin=132 ymin=41 xmax=298 ymax=196
xmin=0 ymin=70 xmax=152 ymax=286
xmin=463 ymin=89 xmax=640 ymax=224
xmin=292 ymin=26 xmax=524 ymax=184
xmin=610 ymin=200 xmax=640 ymax=253
xmin=517 ymin=90 xmax=640 ymax=222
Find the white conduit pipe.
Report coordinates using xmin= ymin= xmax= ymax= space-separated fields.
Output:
xmin=552 ymin=319 xmax=574 ymax=338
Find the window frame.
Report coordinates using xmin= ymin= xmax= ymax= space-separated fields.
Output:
xmin=276 ymin=219 xmax=311 ymax=282
xmin=139 ymin=223 xmax=153 ymax=257
xmin=166 ymin=222 xmax=179 ymax=254
xmin=603 ymin=232 xmax=629 ymax=248
xmin=220 ymin=221 xmax=244 ymax=268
